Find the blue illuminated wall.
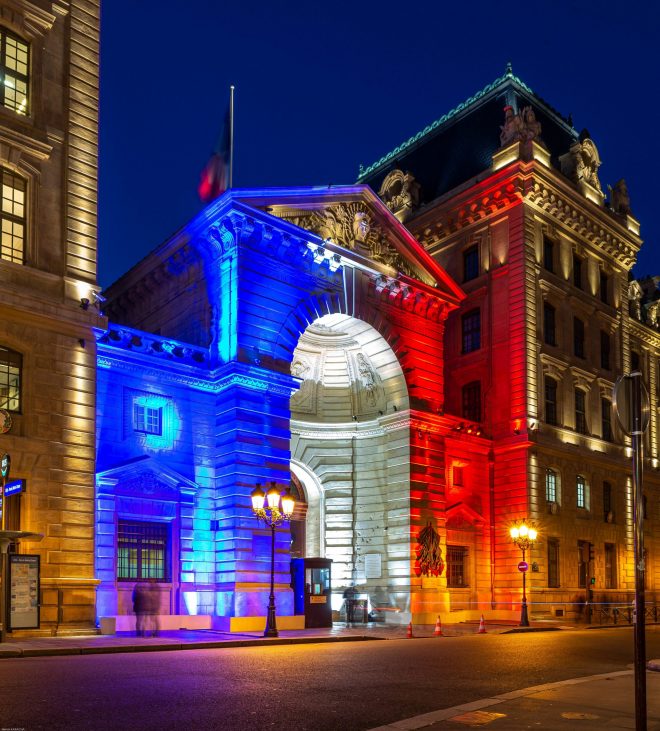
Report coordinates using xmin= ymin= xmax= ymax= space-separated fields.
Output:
xmin=95 ymin=186 xmax=458 ymax=626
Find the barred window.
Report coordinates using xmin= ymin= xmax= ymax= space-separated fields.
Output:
xmin=1 ymin=169 xmax=25 ymax=264
xmin=463 ymin=245 xmax=479 ymax=282
xmin=446 ymin=545 xmax=468 ymax=588
xmin=545 ymin=469 xmax=557 ymax=503
xmin=576 ymin=475 xmax=587 ymax=509
xmin=547 ymin=539 xmax=559 ymax=588
xmin=461 ymin=309 xmax=481 ymax=353
xmin=133 ymin=403 xmax=162 ymax=435
xmin=0 ymin=29 xmax=29 ymax=115
xmin=545 ymin=377 xmax=558 ymax=426
xmin=117 ymin=520 xmax=170 ymax=581
xmin=462 ymin=381 xmax=481 ymax=423
xmin=0 ymin=345 xmax=21 ymax=411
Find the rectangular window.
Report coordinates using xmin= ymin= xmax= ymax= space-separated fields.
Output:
xmin=117 ymin=520 xmax=170 ymax=581
xmin=578 ymin=540 xmax=589 ymax=588
xmin=133 ymin=403 xmax=162 ymax=435
xmin=461 ymin=309 xmax=481 ymax=353
xmin=462 ymin=381 xmax=481 ymax=422
xmin=605 ymin=543 xmax=617 ymax=589
xmin=545 ymin=377 xmax=558 ymax=426
xmin=573 ymin=255 xmax=583 ymax=289
xmin=0 ymin=345 xmax=21 ymax=412
xmin=573 ymin=317 xmax=585 ymax=358
xmin=603 ymin=481 xmax=612 ymax=522
xmin=0 ymin=30 xmax=29 ymax=115
xmin=600 ymin=272 xmax=609 ymax=304
xmin=547 ymin=539 xmax=559 ymax=588
xmin=600 ymin=331 xmax=611 ymax=370
xmin=452 ymin=466 xmax=464 ymax=487
xmin=446 ymin=545 xmax=468 ymax=587
xmin=543 ymin=236 xmax=554 ymax=273
xmin=631 ymin=351 xmax=640 ymax=372
xmin=576 ymin=475 xmax=587 ymax=509
xmin=575 ymin=389 xmax=587 ymax=434
xmin=543 ymin=303 xmax=556 ymax=346
xmin=0 ymin=169 xmax=26 ymax=265
xmin=463 ymin=245 xmax=479 ymax=282
xmin=545 ymin=469 xmax=557 ymax=503
xmin=601 ymin=398 xmax=612 ymax=441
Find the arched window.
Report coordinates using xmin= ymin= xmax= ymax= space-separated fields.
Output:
xmin=0 ymin=345 xmax=21 ymax=411
xmin=0 ymin=28 xmax=29 ymax=115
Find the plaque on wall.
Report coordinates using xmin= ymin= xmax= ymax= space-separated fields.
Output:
xmin=365 ymin=553 xmax=382 ymax=579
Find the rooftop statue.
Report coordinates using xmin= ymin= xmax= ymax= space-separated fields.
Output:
xmin=609 ymin=178 xmax=631 ymax=216
xmin=499 ymin=105 xmax=524 ymax=146
xmin=520 ymin=106 xmax=543 ymax=144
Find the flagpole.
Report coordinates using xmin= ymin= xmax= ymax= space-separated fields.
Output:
xmin=229 ymin=85 xmax=235 ymax=189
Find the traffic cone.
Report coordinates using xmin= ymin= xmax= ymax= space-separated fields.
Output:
xmin=407 ymin=621 xmax=413 ymax=638
xmin=434 ymin=614 xmax=443 ymax=636
xmin=477 ymin=614 xmax=487 ymax=634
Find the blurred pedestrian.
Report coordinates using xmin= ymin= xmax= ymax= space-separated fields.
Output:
xmin=132 ymin=582 xmax=147 ymax=637
xmin=144 ymin=583 xmax=161 ymax=637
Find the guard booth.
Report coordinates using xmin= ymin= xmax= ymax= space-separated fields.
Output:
xmin=291 ymin=557 xmax=332 ymax=628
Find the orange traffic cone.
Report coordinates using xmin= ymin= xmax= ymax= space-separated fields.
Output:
xmin=434 ymin=614 xmax=443 ymax=636
xmin=477 ymin=614 xmax=487 ymax=634
xmin=407 ymin=621 xmax=413 ymax=638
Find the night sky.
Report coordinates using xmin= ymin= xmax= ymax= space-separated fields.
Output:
xmin=98 ymin=1 xmax=659 ymax=289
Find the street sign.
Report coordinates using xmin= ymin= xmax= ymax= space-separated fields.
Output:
xmin=3 ymin=479 xmax=24 ymax=497
xmin=613 ymin=374 xmax=650 ymax=435
xmin=518 ymin=561 xmax=529 ymax=572
xmin=0 ymin=453 xmax=10 ymax=479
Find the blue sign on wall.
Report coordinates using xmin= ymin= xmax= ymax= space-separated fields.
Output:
xmin=4 ymin=478 xmax=25 ymax=497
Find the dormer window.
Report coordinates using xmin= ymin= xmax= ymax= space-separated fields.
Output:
xmin=0 ymin=29 xmax=29 ymax=115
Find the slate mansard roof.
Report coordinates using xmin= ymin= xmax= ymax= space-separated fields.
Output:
xmin=357 ymin=67 xmax=579 ymax=205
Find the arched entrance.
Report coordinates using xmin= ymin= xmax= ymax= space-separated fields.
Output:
xmin=290 ymin=313 xmax=410 ymax=616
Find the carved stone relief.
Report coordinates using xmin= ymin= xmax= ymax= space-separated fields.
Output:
xmin=378 ymin=169 xmax=420 ymax=222
xmin=290 ymin=355 xmax=318 ymax=414
xmin=499 ymin=105 xmax=544 ymax=148
xmin=286 ymin=203 xmax=417 ymax=278
xmin=560 ymin=137 xmax=602 ymax=193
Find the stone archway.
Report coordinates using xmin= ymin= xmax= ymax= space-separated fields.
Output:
xmin=290 ymin=313 xmax=410 ymax=613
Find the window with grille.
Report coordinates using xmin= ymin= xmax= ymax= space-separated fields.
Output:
xmin=603 ymin=481 xmax=612 ymax=522
xmin=545 ymin=377 xmax=558 ymax=425
xmin=576 ymin=475 xmax=587 ymax=509
xmin=573 ymin=317 xmax=585 ymax=358
xmin=601 ymin=398 xmax=612 ymax=441
xmin=573 ymin=255 xmax=583 ymax=289
xmin=133 ymin=403 xmax=162 ymax=435
xmin=117 ymin=520 xmax=170 ymax=581
xmin=543 ymin=303 xmax=556 ymax=346
xmin=543 ymin=236 xmax=554 ymax=273
xmin=461 ymin=381 xmax=481 ymax=422
xmin=446 ymin=545 xmax=468 ymax=587
xmin=0 ymin=29 xmax=28 ymax=115
xmin=1 ymin=169 xmax=25 ymax=264
xmin=605 ymin=543 xmax=616 ymax=589
xmin=463 ymin=245 xmax=479 ymax=282
xmin=461 ymin=309 xmax=481 ymax=353
xmin=547 ymin=539 xmax=559 ymax=588
xmin=545 ymin=469 xmax=557 ymax=503
xmin=600 ymin=331 xmax=610 ymax=370
xmin=575 ymin=389 xmax=587 ymax=434
xmin=600 ymin=272 xmax=609 ymax=305
xmin=0 ymin=345 xmax=21 ymax=411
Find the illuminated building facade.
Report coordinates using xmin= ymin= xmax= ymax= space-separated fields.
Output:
xmin=0 ymin=0 xmax=102 ymax=631
xmin=93 ymin=68 xmax=660 ymax=629
xmin=360 ymin=66 xmax=660 ymax=618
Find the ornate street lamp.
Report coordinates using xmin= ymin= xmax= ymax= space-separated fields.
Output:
xmin=509 ymin=521 xmax=538 ymax=627
xmin=250 ymin=481 xmax=295 ymax=637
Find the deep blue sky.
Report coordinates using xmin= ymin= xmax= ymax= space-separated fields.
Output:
xmin=98 ymin=1 xmax=659 ymax=289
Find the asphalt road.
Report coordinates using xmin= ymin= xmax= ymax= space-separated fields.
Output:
xmin=1 ymin=627 xmax=658 ymax=731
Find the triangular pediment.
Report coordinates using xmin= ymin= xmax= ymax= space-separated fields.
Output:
xmin=97 ymin=455 xmax=198 ymax=499
xmin=446 ymin=501 xmax=485 ymax=530
xmin=231 ymin=185 xmax=465 ymax=305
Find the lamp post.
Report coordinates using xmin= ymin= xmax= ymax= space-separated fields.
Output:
xmin=509 ymin=522 xmax=538 ymax=627
xmin=250 ymin=482 xmax=295 ymax=638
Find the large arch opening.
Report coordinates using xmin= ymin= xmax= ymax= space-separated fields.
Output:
xmin=289 ymin=313 xmax=411 ymax=619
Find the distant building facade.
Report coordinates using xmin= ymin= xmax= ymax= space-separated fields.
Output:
xmin=0 ymin=0 xmax=102 ymax=631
